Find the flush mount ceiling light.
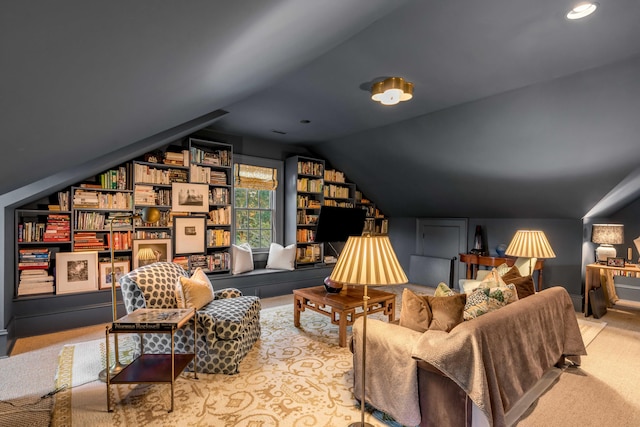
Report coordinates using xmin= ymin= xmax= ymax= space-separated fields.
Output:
xmin=566 ymin=2 xmax=598 ymax=20
xmin=371 ymin=77 xmax=413 ymax=106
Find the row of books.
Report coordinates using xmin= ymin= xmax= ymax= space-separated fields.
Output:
xmin=324 ymin=200 xmax=354 ymax=208
xmin=164 ymin=150 xmax=190 ymax=167
xmin=210 ymin=187 xmax=230 ymax=205
xmin=134 ymin=186 xmax=171 ymax=206
xmin=98 ymin=166 xmax=129 ymax=190
xmin=134 ymin=164 xmax=188 ymax=185
xmin=297 ymin=178 xmax=322 ymax=193
xmin=297 ymin=161 xmax=323 ymax=177
xmin=324 ymin=169 xmax=346 ymax=183
xmin=324 ymin=184 xmax=351 ymax=199
xmin=209 ymin=206 xmax=231 ymax=225
xmin=173 ymin=252 xmax=231 ymax=273
xmin=72 ymin=189 xmax=132 ymax=209
xmin=296 ymin=228 xmax=316 ymax=243
xmin=296 ymin=211 xmax=318 ymax=225
xmin=189 ymin=147 xmax=231 ymax=167
xmin=296 ymin=244 xmax=321 ymax=263
xmin=207 ymin=229 xmax=230 ymax=247
xmin=297 ymin=195 xmax=322 ymax=209
xmin=18 ymin=221 xmax=45 ymax=242
xmin=134 ymin=230 xmax=171 ymax=239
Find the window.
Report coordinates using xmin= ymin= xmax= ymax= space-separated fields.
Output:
xmin=234 ymin=162 xmax=279 ymax=251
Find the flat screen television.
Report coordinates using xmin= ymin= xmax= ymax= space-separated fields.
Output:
xmin=313 ymin=206 xmax=366 ymax=243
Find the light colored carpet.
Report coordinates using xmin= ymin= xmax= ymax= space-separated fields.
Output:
xmin=52 ymin=304 xmax=368 ymax=426
xmin=50 ymin=302 xmax=609 ymax=427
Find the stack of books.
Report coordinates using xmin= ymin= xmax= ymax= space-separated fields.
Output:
xmin=164 ymin=150 xmax=189 ymax=167
xmin=74 ymin=232 xmax=106 ymax=251
xmin=43 ymin=214 xmax=70 ymax=242
xmin=18 ymin=269 xmax=54 ymax=295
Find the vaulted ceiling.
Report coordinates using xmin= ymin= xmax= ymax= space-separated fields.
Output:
xmin=3 ymin=0 xmax=640 ymax=218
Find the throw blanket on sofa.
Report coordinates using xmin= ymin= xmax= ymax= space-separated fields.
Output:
xmin=412 ymin=286 xmax=586 ymax=427
xmin=352 ymin=286 xmax=586 ymax=427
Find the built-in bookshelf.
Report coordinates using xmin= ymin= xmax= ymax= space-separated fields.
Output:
xmin=285 ymin=156 xmax=325 ymax=267
xmin=356 ymin=190 xmax=388 ymax=235
xmin=188 ymin=137 xmax=233 ymax=274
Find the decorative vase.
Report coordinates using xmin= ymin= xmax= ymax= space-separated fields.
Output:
xmin=323 ymin=276 xmax=343 ymax=293
xmin=496 ymin=244 xmax=507 ymax=257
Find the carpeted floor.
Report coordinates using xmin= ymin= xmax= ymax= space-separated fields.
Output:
xmin=49 ymin=301 xmax=608 ymax=427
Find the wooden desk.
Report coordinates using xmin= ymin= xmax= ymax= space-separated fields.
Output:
xmin=584 ymin=263 xmax=640 ymax=316
xmin=459 ymin=253 xmax=545 ymax=291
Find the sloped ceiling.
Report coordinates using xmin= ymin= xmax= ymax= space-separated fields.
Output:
xmin=3 ymin=0 xmax=640 ymax=218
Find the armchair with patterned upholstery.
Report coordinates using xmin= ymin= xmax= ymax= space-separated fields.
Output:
xmin=118 ymin=262 xmax=261 ymax=374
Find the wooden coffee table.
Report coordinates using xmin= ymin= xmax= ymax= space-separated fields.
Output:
xmin=293 ymin=285 xmax=396 ymax=347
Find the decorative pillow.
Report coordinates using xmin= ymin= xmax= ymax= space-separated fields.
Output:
xmin=499 ymin=266 xmax=536 ymax=299
xmin=399 ymin=288 xmax=432 ymax=332
xmin=191 ymin=267 xmax=214 ymax=292
xmin=460 ymin=279 xmax=484 ymax=295
xmin=514 ymin=257 xmax=537 ymax=276
xmin=463 ymin=284 xmax=518 ymax=320
xmin=175 ymin=267 xmax=213 ymax=309
xmin=495 ymin=262 xmax=511 ymax=277
xmin=480 ymin=268 xmax=507 ymax=289
xmin=434 ymin=282 xmax=456 ymax=297
xmin=231 ymin=243 xmax=254 ymax=275
xmin=426 ymin=293 xmax=467 ymax=332
xmin=174 ymin=278 xmax=186 ymax=308
xmin=266 ymin=243 xmax=296 ymax=270
xmin=475 ymin=270 xmax=491 ymax=281
xmin=179 ymin=276 xmax=214 ymax=310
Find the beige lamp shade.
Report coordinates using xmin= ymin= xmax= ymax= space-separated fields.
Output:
xmin=505 ymin=230 xmax=556 ymax=259
xmin=136 ymin=248 xmax=157 ymax=261
xmin=591 ymin=224 xmax=624 ymax=244
xmin=329 ymin=235 xmax=408 ymax=286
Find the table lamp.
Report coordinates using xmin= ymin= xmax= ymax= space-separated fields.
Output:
xmin=99 ymin=207 xmax=160 ymax=382
xmin=329 ymin=234 xmax=407 ymax=427
xmin=505 ymin=230 xmax=556 ymax=277
xmin=591 ymin=224 xmax=624 ymax=263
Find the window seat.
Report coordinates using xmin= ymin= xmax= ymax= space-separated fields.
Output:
xmin=207 ymin=265 xmax=333 ymax=299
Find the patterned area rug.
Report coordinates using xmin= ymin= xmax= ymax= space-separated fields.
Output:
xmin=51 ymin=304 xmax=374 ymax=427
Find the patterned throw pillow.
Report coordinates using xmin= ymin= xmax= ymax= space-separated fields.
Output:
xmin=463 ymin=284 xmax=518 ymax=320
xmin=434 ymin=282 xmax=456 ymax=297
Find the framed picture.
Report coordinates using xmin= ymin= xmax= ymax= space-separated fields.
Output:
xmin=132 ymin=239 xmax=172 ymax=269
xmin=56 ymin=251 xmax=99 ymax=294
xmin=172 ymin=182 xmax=209 ymax=213
xmin=99 ymin=260 xmax=130 ymax=289
xmin=607 ymin=257 xmax=625 ymax=268
xmin=173 ymin=216 xmax=206 ymax=255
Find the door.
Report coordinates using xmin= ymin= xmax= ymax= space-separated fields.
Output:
xmin=415 ymin=218 xmax=468 ymax=289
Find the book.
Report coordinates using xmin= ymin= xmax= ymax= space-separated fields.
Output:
xmin=111 ymin=308 xmax=193 ymax=331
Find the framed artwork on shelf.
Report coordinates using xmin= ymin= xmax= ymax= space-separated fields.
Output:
xmin=132 ymin=239 xmax=172 ymax=269
xmin=173 ymin=216 xmax=206 ymax=255
xmin=55 ymin=251 xmax=99 ymax=294
xmin=171 ymin=182 xmax=209 ymax=213
xmin=607 ymin=257 xmax=625 ymax=268
xmin=98 ymin=260 xmax=130 ymax=289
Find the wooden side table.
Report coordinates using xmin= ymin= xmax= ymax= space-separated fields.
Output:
xmin=459 ymin=253 xmax=545 ymax=291
xmin=106 ymin=308 xmax=197 ymax=413
xmin=584 ymin=263 xmax=640 ymax=316
xmin=293 ymin=285 xmax=396 ymax=347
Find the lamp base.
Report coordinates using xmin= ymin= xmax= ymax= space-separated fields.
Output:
xmin=99 ymin=361 xmax=127 ymax=383
xmin=596 ymin=244 xmax=616 ymax=263
xmin=348 ymin=423 xmax=375 ymax=427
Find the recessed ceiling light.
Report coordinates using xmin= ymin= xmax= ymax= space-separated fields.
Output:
xmin=300 ymin=119 xmax=311 ymax=124
xmin=566 ymin=2 xmax=598 ymax=20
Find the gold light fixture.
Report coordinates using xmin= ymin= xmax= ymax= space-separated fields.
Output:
xmin=329 ymin=234 xmax=408 ymax=427
xmin=505 ymin=230 xmax=556 ymax=276
xmin=99 ymin=207 xmax=160 ymax=382
xmin=371 ymin=77 xmax=413 ymax=106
